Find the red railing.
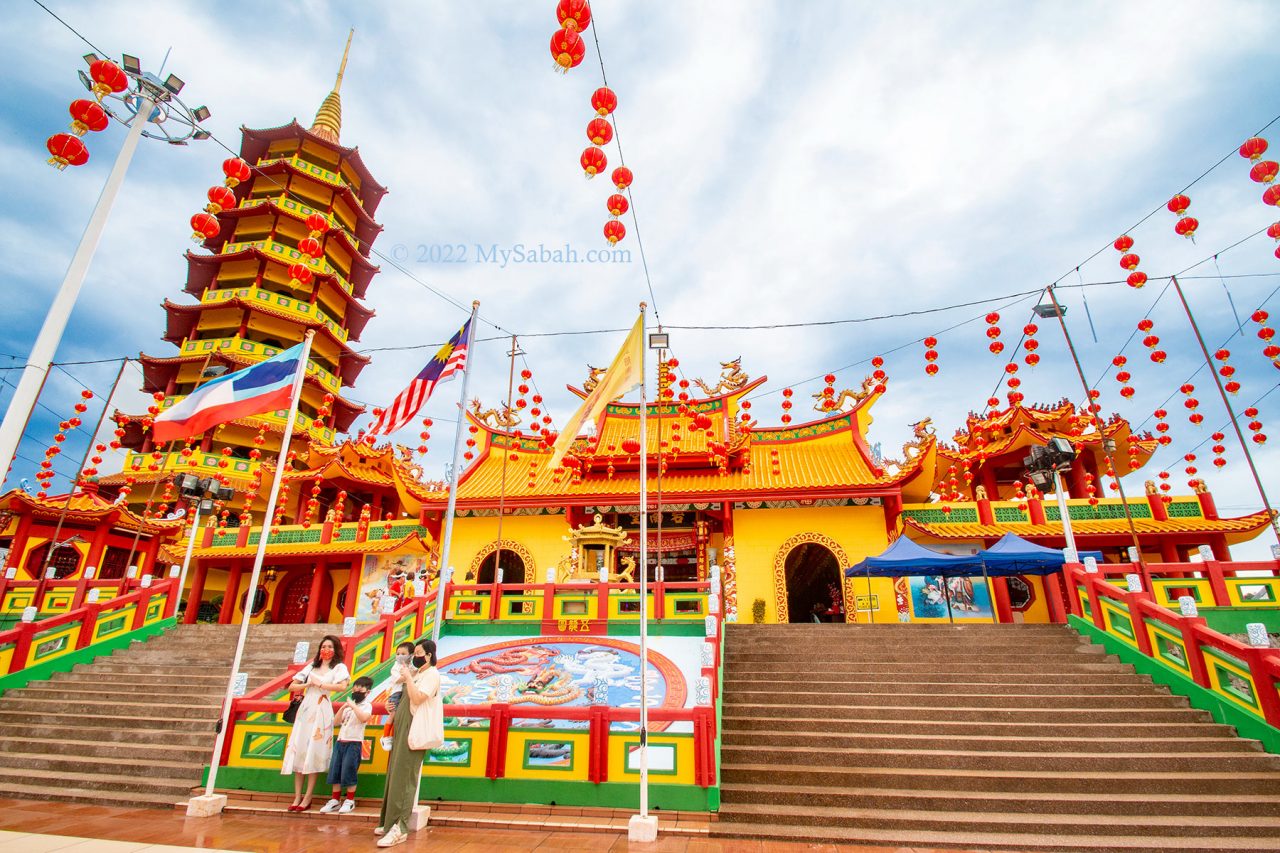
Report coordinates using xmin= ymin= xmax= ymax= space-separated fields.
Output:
xmin=443 ymin=579 xmax=712 ymax=624
xmin=1066 ymin=565 xmax=1280 ymax=727
xmin=1073 ymin=558 xmax=1279 ymax=607
xmin=0 ymin=577 xmax=179 ymax=676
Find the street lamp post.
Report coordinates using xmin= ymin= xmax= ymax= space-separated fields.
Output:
xmin=0 ymin=53 xmax=210 ymax=486
xmin=1025 ymin=437 xmax=1079 ymax=559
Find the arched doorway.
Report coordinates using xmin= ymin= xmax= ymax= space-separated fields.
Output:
xmin=476 ymin=549 xmax=527 ymax=585
xmin=782 ymin=542 xmax=844 ymax=623
xmin=273 ymin=569 xmax=333 ymax=624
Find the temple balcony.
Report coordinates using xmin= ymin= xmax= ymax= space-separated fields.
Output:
xmin=200 ymin=285 xmax=348 ymax=342
xmin=238 ymin=192 xmax=361 ymax=248
xmin=177 ymin=335 xmax=343 ymax=393
xmin=219 ymin=237 xmax=354 ymax=296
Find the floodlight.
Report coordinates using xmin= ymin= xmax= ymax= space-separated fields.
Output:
xmin=121 ymin=54 xmax=142 ymax=75
xmin=191 ymin=105 xmax=211 ymax=122
xmin=1032 ymin=302 xmax=1064 ymax=319
xmin=82 ymin=52 xmax=99 ymax=65
xmin=163 ymin=73 xmax=184 ymax=94
xmin=648 ymin=333 xmax=669 ymax=349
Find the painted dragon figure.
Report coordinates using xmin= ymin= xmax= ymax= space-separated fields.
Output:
xmin=693 ymin=357 xmax=749 ymax=397
xmin=469 ymin=398 xmax=521 ymax=428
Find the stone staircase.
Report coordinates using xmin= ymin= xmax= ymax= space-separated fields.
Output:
xmin=0 ymin=622 xmax=336 ymax=807
xmin=717 ymin=622 xmax=1280 ymax=852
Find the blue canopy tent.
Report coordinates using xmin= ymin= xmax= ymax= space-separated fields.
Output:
xmin=977 ymin=533 xmax=1104 ymax=577
xmin=845 ymin=537 xmax=988 ymax=623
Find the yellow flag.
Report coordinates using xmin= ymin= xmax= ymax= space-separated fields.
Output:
xmin=547 ymin=313 xmax=644 ymax=469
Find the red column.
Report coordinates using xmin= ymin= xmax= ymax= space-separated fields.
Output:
xmin=1210 ymin=535 xmax=1230 ymax=562
xmin=1027 ymin=494 xmax=1047 ymax=526
xmin=1148 ymin=492 xmax=1168 ymax=522
xmin=882 ymin=494 xmax=902 ymax=536
xmin=85 ymin=520 xmax=110 ymax=575
xmin=976 ymin=498 xmax=994 ymax=526
xmin=184 ymin=562 xmax=209 ymax=624
xmin=220 ymin=564 xmax=243 ymax=624
xmin=1042 ymin=573 xmax=1067 ymax=623
xmin=142 ymin=537 xmax=161 ymax=577
xmin=1197 ymin=490 xmax=1220 ymax=520
xmin=6 ymin=514 xmax=33 ymax=570
xmin=991 ymin=577 xmax=1013 ymax=623
xmin=304 ymin=562 xmax=327 ymax=623
xmin=1160 ymin=540 xmax=1179 ymax=564
xmin=343 ymin=558 xmax=362 ymax=619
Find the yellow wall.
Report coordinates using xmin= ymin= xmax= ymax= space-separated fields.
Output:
xmin=449 ymin=513 xmax=571 ymax=584
xmin=731 ymin=504 xmax=889 ymax=624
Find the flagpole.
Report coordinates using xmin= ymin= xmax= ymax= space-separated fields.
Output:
xmin=192 ymin=330 xmax=314 ymax=812
xmin=630 ymin=301 xmax=657 ymax=841
xmin=433 ymin=301 xmax=481 ymax=644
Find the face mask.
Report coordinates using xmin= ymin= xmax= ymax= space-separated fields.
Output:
xmin=319 ymin=648 xmax=334 ymax=662
xmin=412 ymin=655 xmax=428 ymax=669
xmin=395 ymin=653 xmax=410 ymax=664
xmin=351 ymin=690 xmax=368 ymax=702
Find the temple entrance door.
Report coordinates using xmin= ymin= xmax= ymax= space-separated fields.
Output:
xmin=783 ymin=542 xmax=844 ymax=623
xmin=276 ymin=572 xmax=314 ymax=623
xmin=476 ymin=549 xmax=527 ymax=585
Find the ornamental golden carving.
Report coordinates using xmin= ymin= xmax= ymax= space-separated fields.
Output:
xmin=693 ymin=357 xmax=749 ymax=397
xmin=770 ymin=532 xmax=852 ymax=624
xmin=469 ymin=538 xmax=537 ymax=584
xmin=469 ymin=398 xmax=521 ymax=429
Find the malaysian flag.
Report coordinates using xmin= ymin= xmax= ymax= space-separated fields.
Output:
xmin=365 ymin=318 xmax=472 ymax=439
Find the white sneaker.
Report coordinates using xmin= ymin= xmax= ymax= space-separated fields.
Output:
xmin=339 ymin=799 xmax=356 ymax=814
xmin=319 ymin=798 xmax=341 ymax=814
xmin=376 ymin=825 xmax=405 ymax=847
xmin=380 ymin=736 xmax=394 ymax=751
xmin=374 ymin=827 xmax=385 ymax=836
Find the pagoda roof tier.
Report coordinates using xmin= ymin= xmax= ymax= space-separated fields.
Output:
xmin=936 ymin=400 xmax=1158 ymax=480
xmin=160 ymin=297 xmax=369 ymax=357
xmin=199 ymin=201 xmax=380 ymax=284
xmin=186 ymin=528 xmax=432 ymax=561
xmin=442 ymin=382 xmax=928 ymax=509
xmin=132 ymin=352 xmax=364 ymax=432
xmin=239 ymin=122 xmax=388 ymax=217
xmin=138 ymin=338 xmax=369 ymax=396
xmin=902 ymin=507 xmax=1273 ymax=547
xmin=2 ymin=487 xmax=184 ymax=535
xmin=226 ymin=176 xmax=383 ymax=259
xmin=280 ymin=441 xmax=444 ymax=515
xmin=183 ymin=245 xmax=374 ymax=303
xmin=177 ymin=267 xmax=376 ymax=341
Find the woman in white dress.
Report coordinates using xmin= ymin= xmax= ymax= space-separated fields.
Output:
xmin=282 ymin=634 xmax=350 ymax=811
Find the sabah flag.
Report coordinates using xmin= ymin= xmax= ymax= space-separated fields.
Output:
xmin=151 ymin=343 xmax=307 ymax=444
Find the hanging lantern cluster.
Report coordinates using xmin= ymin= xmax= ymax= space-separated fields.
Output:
xmin=1240 ymin=137 xmax=1280 ymax=223
xmin=1152 ymin=408 xmax=1173 ymax=446
xmin=464 ymin=424 xmax=479 ymax=462
xmin=1244 ymin=406 xmax=1267 ymax=444
xmin=34 ymin=390 xmax=92 ymax=498
xmin=870 ymin=355 xmax=887 ymax=394
xmin=312 ymin=391 xmax=334 ymax=431
xmin=287 ymin=213 xmax=329 ymax=286
xmin=45 ymin=59 xmax=127 ymax=170
xmin=1251 ymin=310 xmax=1280 ymax=367
xmin=1211 ymin=432 xmax=1228 ymax=469
xmin=984 ymin=313 xmax=1003 ymax=354
xmin=1156 ymin=469 xmax=1172 ymax=502
xmin=80 ymin=441 xmax=107 ymax=481
xmin=1166 ymin=193 xmax=1198 ymax=240
xmin=416 ymin=416 xmax=433 ymax=456
xmin=922 ymin=337 xmax=940 ymax=376
xmin=820 ymin=373 xmax=838 ymax=410
xmin=240 ymin=428 xmax=267 ymax=525
xmin=1126 ymin=436 xmax=1142 ymax=471
xmin=1114 ymin=235 xmax=1148 ymax=289
xmin=1112 ymin=355 xmax=1136 ymax=399
xmin=1178 ymin=383 xmax=1203 ymax=426
xmin=190 ymin=158 xmax=250 ymax=243
xmin=550 ymin=0 xmax=590 ymax=72
xmin=271 ymin=482 xmax=291 ymax=535
xmin=302 ymin=474 xmax=323 ymax=529
xmin=1083 ymin=470 xmax=1099 ymax=506
xmin=780 ymin=387 xmax=794 ymax=425
xmin=1022 ymin=322 xmax=1040 ymax=367
xmin=1213 ymin=349 xmax=1242 ymax=395
xmin=1005 ymin=362 xmax=1024 ymax=406
xmin=1137 ymin=318 xmax=1167 ymax=363
xmin=1184 ymin=452 xmax=1200 ymax=491
xmin=603 ymin=166 xmax=632 ymax=245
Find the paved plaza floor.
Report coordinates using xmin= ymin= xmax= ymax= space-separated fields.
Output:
xmin=0 ymin=798 xmax=966 ymax=853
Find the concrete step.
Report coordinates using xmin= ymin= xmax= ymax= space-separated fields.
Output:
xmin=719 ymin=762 xmax=1279 ymax=796
xmin=720 ymin=715 xmax=1237 ymax=740
xmin=0 ymin=735 xmax=207 ymax=763
xmin=717 ymin=781 xmax=1280 ymax=818
xmin=0 ymin=697 xmax=219 ymax=719
xmin=717 ymin=660 xmax=1132 ymax=674
xmin=0 ymin=779 xmax=180 ymax=808
xmin=0 ymin=722 xmax=214 ymax=747
xmin=720 ymin=729 xmax=1263 ymax=754
xmin=0 ymin=750 xmax=201 ymax=780
xmin=49 ymin=670 xmax=239 ymax=686
xmin=716 ymin=801 xmax=1280 ymax=838
xmin=15 ymin=682 xmax=225 ymax=701
xmin=0 ymin=710 xmax=214 ymax=732
xmin=719 ymin=702 xmax=1211 ymax=724
xmin=721 ymin=690 xmax=1188 ymax=709
xmin=0 ymin=765 xmax=196 ymax=798
xmin=720 ymin=678 xmax=1161 ymax=696
xmin=724 ymin=670 xmax=1150 ymax=685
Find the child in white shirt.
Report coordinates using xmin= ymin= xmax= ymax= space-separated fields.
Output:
xmin=320 ymin=676 xmax=373 ymax=814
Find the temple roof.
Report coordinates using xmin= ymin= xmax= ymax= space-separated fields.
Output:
xmin=197 ymin=202 xmax=382 ymax=278
xmin=282 ymin=441 xmax=445 ymax=514
xmin=160 ymin=297 xmax=370 ymax=352
xmin=184 ymin=528 xmax=432 ymax=561
xmin=239 ymin=122 xmax=388 ymax=217
xmin=1 ymin=487 xmax=184 ymax=535
xmin=184 ymin=241 xmax=377 ymax=301
xmin=134 ymin=350 xmax=369 ymax=411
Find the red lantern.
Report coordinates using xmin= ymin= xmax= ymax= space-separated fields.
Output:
xmin=1127 ymin=271 xmax=1148 ymax=289
xmin=88 ymin=59 xmax=128 ymax=100
xmin=297 ymin=236 xmax=321 ymax=258
xmin=603 ymin=220 xmax=626 ymax=245
xmin=591 ymin=87 xmax=618 ymax=116
xmin=586 ymin=118 xmax=613 ymax=146
xmin=606 ymin=193 xmax=629 ymax=217
xmin=1025 ymin=353 xmax=1041 ymax=367
xmin=1120 ymin=253 xmax=1140 ymax=270
xmin=989 ymin=341 xmax=1005 ymax=354
xmin=1167 ymin=194 xmax=1191 ymax=216
xmin=46 ymin=133 xmax=88 ymax=170
xmin=621 ymin=437 xmax=641 ymax=455
xmin=694 ymin=413 xmax=712 ymax=430
xmin=1240 ymin=137 xmax=1269 ymax=161
xmin=222 ymin=157 xmax=251 ymax=188
xmin=1113 ymin=235 xmax=1134 ymax=252
xmin=612 ymin=166 xmax=633 ymax=190
xmin=1251 ymin=161 xmax=1280 ymax=184
xmin=305 ymin=213 xmax=328 ymax=235
xmin=288 ymin=262 xmax=313 ymax=286
xmin=1264 ymin=185 xmax=1280 ymax=207
xmin=1138 ymin=319 xmax=1154 ymax=332
xmin=1174 ymin=217 xmax=1199 ymax=239
xmin=206 ymin=185 xmax=236 ymax=214
xmin=190 ymin=212 xmax=219 ymax=242
xmin=925 ymin=363 xmax=939 ymax=376
xmin=556 ymin=0 xmax=592 ymax=32
xmin=68 ymin=99 xmax=108 ymax=135
xmin=550 ymin=28 xmax=586 ymax=72
xmin=580 ymin=146 xmax=607 ymax=177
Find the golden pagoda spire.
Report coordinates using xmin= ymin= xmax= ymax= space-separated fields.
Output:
xmin=308 ymin=29 xmax=353 ymax=144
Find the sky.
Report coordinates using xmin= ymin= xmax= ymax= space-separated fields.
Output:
xmin=2 ymin=0 xmax=1279 ymax=559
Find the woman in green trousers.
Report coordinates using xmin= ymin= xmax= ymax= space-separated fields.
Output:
xmin=376 ymin=638 xmax=442 ymax=847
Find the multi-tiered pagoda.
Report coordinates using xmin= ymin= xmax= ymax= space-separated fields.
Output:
xmin=101 ymin=37 xmax=385 ymax=520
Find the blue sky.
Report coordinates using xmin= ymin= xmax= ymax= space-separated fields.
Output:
xmin=3 ymin=1 xmax=1279 ymax=557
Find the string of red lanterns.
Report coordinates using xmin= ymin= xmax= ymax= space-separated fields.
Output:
xmin=1136 ymin=318 xmax=1168 ymax=363
xmin=985 ymin=312 xmax=1003 ymax=355
xmin=1166 ymin=193 xmax=1198 ymax=240
xmin=1112 ymin=355 xmax=1136 ymax=399
xmin=1178 ymin=383 xmax=1203 ymax=426
xmin=922 ymin=337 xmax=940 ymax=376
xmin=1211 ymin=432 xmax=1228 ymax=469
xmin=1240 ymin=137 xmax=1280 ymax=219
xmin=1244 ymin=406 xmax=1267 ymax=445
xmin=1251 ymin=310 xmax=1279 ymax=368
xmin=33 ymin=390 xmax=93 ymax=499
xmin=1113 ymin=235 xmax=1148 ymax=289
xmin=1213 ymin=348 xmax=1243 ymax=395
xmin=45 ymin=59 xmax=128 ymax=171
xmin=1022 ymin=322 xmax=1041 ymax=367
xmin=1152 ymin=408 xmax=1173 ymax=447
